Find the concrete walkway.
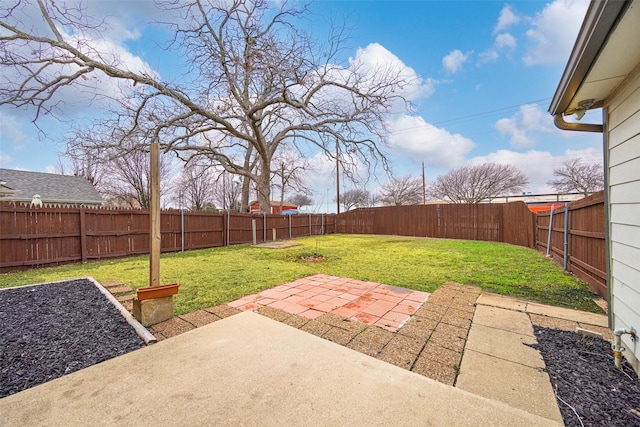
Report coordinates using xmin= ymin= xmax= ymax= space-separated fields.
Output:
xmin=0 ymin=311 xmax=559 ymax=426
xmin=457 ymin=293 xmax=609 ymax=423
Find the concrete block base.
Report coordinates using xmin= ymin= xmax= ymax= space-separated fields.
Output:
xmin=133 ymin=296 xmax=174 ymax=327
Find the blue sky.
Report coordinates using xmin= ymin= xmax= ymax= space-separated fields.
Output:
xmin=0 ymin=0 xmax=603 ymax=212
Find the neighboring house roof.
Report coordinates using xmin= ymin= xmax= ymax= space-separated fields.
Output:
xmin=549 ymin=0 xmax=640 ymax=118
xmin=0 ymin=168 xmax=103 ymax=206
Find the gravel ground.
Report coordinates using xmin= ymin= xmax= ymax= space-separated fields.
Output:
xmin=533 ymin=326 xmax=640 ymax=427
xmin=0 ymin=279 xmax=144 ymax=398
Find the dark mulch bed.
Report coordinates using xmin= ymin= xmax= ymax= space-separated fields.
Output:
xmin=0 ymin=279 xmax=145 ymax=398
xmin=533 ymin=326 xmax=640 ymax=426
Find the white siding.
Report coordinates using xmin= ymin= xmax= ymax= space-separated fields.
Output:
xmin=606 ymin=70 xmax=640 ymax=371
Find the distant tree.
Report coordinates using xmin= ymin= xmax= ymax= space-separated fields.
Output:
xmin=379 ymin=175 xmax=423 ymax=206
xmin=210 ymin=172 xmax=244 ymax=211
xmin=361 ymin=192 xmax=379 ymax=208
xmin=55 ymin=152 xmax=103 ymax=190
xmin=173 ymin=162 xmax=217 ymax=211
xmin=61 ymin=136 xmax=173 ymax=208
xmin=103 ymin=145 xmax=174 ymax=209
xmin=289 ymin=194 xmax=313 ymax=209
xmin=339 ymin=189 xmax=371 ymax=211
xmin=429 ymin=163 xmax=528 ymax=203
xmin=548 ymin=158 xmax=604 ymax=196
xmin=271 ymin=151 xmax=312 ymax=213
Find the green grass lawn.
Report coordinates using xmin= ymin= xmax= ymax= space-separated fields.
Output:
xmin=0 ymin=234 xmax=602 ymax=315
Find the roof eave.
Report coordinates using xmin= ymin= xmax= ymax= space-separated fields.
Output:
xmin=549 ymin=0 xmax=629 ymax=115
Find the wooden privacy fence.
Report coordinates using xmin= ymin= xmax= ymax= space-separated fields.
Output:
xmin=536 ymin=191 xmax=606 ymax=298
xmin=0 ymin=203 xmax=335 ymax=273
xmin=336 ymin=202 xmax=536 ymax=248
xmin=2 ymin=196 xmax=607 ymax=298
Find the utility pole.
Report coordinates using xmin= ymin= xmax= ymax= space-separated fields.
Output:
xmin=336 ymin=139 xmax=340 ymax=214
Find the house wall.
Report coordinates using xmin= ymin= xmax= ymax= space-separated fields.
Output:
xmin=606 ymin=70 xmax=640 ymax=374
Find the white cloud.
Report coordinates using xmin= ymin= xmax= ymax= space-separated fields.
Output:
xmin=523 ymin=0 xmax=590 ymax=65
xmin=470 ymin=147 xmax=603 ymax=193
xmin=479 ymin=49 xmax=499 ymax=64
xmin=495 ymin=104 xmax=558 ymax=148
xmin=442 ymin=50 xmax=472 ymax=74
xmin=351 ymin=43 xmax=435 ymax=100
xmin=495 ymin=33 xmax=517 ymax=50
xmin=494 ymin=5 xmax=521 ymax=33
xmin=387 ymin=115 xmax=476 ymax=168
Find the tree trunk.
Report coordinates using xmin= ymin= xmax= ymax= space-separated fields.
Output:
xmin=240 ymin=145 xmax=254 ymax=212
xmin=257 ymin=171 xmax=271 ymax=213
xmin=279 ymin=162 xmax=285 ymax=214
xmin=257 ymin=156 xmax=271 ymax=213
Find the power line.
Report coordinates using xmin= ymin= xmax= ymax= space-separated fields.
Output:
xmin=432 ymin=97 xmax=552 ymax=127
xmin=390 ymin=97 xmax=553 ymax=135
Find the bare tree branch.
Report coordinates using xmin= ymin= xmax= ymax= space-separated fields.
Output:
xmin=1 ymin=0 xmax=414 ymax=212
xmin=548 ymin=158 xmax=604 ymax=196
xmin=429 ymin=163 xmax=529 ymax=204
xmin=379 ymin=175 xmax=422 ymax=206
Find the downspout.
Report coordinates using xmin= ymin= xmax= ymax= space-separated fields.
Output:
xmin=602 ymin=108 xmax=613 ymax=329
xmin=553 ymin=114 xmax=603 ymax=133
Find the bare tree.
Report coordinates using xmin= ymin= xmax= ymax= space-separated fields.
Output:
xmin=548 ymin=158 xmax=604 ymax=196
xmin=272 ymin=150 xmax=312 ymax=213
xmin=429 ymin=163 xmax=529 ymax=204
xmin=339 ymin=189 xmax=371 ymax=211
xmin=379 ymin=175 xmax=423 ymax=206
xmin=173 ymin=161 xmax=217 ymax=210
xmin=61 ymin=135 xmax=174 ymax=208
xmin=0 ymin=0 xmax=414 ymax=213
xmin=289 ymin=193 xmax=313 ymax=209
xmin=55 ymin=152 xmax=103 ymax=190
xmin=103 ymin=145 xmax=174 ymax=209
xmin=210 ymin=172 xmax=243 ymax=211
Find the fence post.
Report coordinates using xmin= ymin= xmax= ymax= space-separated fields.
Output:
xmin=263 ymin=213 xmax=266 ymax=242
xmin=563 ymin=203 xmax=569 ymax=270
xmin=227 ymin=210 xmax=230 ymax=246
xmin=289 ymin=214 xmax=292 ymax=239
xmin=546 ymin=204 xmax=555 ymax=256
xmin=181 ymin=209 xmax=185 ymax=252
xmin=322 ymin=214 xmax=325 ymax=235
xmin=309 ymin=214 xmax=312 ymax=236
xmin=79 ymin=208 xmax=87 ymax=263
xmin=252 ymin=219 xmax=257 ymax=245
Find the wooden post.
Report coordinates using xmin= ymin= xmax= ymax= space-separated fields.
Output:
xmin=252 ymin=219 xmax=257 ymax=245
xmin=79 ymin=208 xmax=87 ymax=263
xmin=149 ymin=141 xmax=161 ymax=287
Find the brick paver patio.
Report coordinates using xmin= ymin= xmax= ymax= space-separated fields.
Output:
xmin=227 ymin=274 xmax=429 ymax=331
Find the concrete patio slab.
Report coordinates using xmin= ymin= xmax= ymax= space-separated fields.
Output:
xmin=465 ymin=323 xmax=545 ymax=369
xmin=475 ymin=293 xmax=528 ymax=311
xmin=471 ymin=305 xmax=534 ymax=336
xmin=0 ymin=311 xmax=560 ymax=427
xmin=456 ymin=349 xmax=563 ymax=424
xmin=525 ymin=302 xmax=608 ymax=327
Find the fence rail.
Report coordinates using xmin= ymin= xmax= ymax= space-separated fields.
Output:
xmin=535 ymin=191 xmax=606 ymax=298
xmin=0 ymin=203 xmax=335 ymax=272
